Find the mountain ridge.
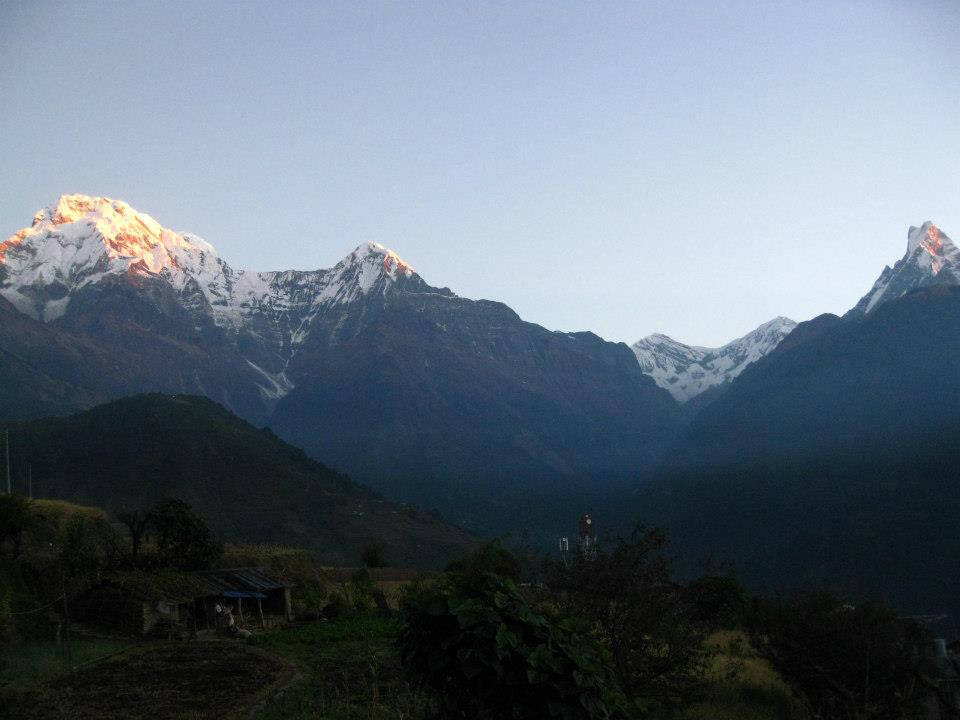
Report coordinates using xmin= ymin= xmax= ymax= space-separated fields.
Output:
xmin=631 ymin=316 xmax=797 ymax=402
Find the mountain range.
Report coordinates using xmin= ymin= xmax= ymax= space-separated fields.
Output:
xmin=0 ymin=195 xmax=678 ymax=531
xmin=631 ymin=317 xmax=797 ymax=402
xmin=633 ymin=222 xmax=960 ymax=616
xmin=4 ymin=194 xmax=960 ymax=609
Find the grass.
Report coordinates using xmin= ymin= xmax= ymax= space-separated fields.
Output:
xmin=0 ymin=638 xmax=131 ymax=686
xmin=677 ymin=630 xmax=799 ymax=720
xmin=252 ymin=615 xmax=435 ymax=720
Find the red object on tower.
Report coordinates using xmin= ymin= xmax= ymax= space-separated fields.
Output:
xmin=578 ymin=513 xmax=596 ymax=557
xmin=579 ymin=513 xmax=593 ymax=542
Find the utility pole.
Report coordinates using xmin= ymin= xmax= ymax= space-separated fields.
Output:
xmin=28 ymin=463 xmax=32 ymax=499
xmin=4 ymin=428 xmax=9 ymax=495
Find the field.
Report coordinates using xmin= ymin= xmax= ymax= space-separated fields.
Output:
xmin=1 ymin=640 xmax=294 ymax=720
xmin=253 ymin=616 xmax=434 ymax=720
xmin=0 ymin=623 xmax=796 ymax=720
xmin=0 ymin=638 xmax=131 ymax=686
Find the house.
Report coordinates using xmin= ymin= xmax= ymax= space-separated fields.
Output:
xmin=72 ymin=567 xmax=292 ymax=636
xmin=192 ymin=567 xmax=292 ymax=630
xmin=72 ymin=569 xmax=213 ymax=636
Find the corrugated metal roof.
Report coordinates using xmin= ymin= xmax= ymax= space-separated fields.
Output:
xmin=192 ymin=567 xmax=290 ymax=595
xmin=90 ymin=567 xmax=289 ymax=602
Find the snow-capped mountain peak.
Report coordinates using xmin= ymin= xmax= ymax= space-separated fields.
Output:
xmin=322 ymin=242 xmax=415 ymax=299
xmin=848 ymin=222 xmax=960 ymax=317
xmin=1 ymin=195 xmax=432 ymax=401
xmin=0 ymin=196 xmax=422 ymax=325
xmin=632 ymin=316 xmax=797 ymax=402
xmin=0 ymin=194 xmax=224 ymax=320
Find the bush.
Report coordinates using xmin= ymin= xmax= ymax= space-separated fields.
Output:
xmin=747 ymin=592 xmax=930 ymax=720
xmin=547 ymin=527 xmax=708 ymax=714
xmin=399 ymin=558 xmax=625 ymax=720
xmin=445 ymin=542 xmax=521 ymax=581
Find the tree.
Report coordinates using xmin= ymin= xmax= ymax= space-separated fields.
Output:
xmin=748 ymin=592 xmax=930 ymax=720
xmin=116 ymin=508 xmax=150 ymax=564
xmin=0 ymin=494 xmax=40 ymax=558
xmin=59 ymin=512 xmax=121 ymax=581
xmin=399 ymin=547 xmax=626 ymax=720
xmin=147 ymin=499 xmax=222 ymax=570
xmin=546 ymin=526 xmax=708 ymax=714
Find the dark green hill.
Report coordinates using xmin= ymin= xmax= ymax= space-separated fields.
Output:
xmin=3 ymin=394 xmax=475 ymax=568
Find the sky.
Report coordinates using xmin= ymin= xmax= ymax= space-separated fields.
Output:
xmin=1 ymin=1 xmax=958 ymax=346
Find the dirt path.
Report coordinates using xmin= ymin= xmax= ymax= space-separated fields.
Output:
xmin=4 ymin=640 xmax=295 ymax=720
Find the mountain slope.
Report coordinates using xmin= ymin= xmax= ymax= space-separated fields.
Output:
xmin=631 ymin=317 xmax=796 ymax=402
xmin=4 ymin=394 xmax=475 ymax=568
xmin=672 ymin=284 xmax=960 ymax=468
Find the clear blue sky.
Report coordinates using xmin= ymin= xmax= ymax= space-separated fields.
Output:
xmin=1 ymin=0 xmax=957 ymax=346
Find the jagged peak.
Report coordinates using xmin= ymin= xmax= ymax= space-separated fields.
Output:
xmin=850 ymin=222 xmax=959 ymax=317
xmin=906 ymin=221 xmax=938 ymax=254
xmin=0 ymin=195 xmax=229 ymax=321
xmin=312 ymin=242 xmax=417 ymax=302
xmin=343 ymin=241 xmax=415 ymax=279
xmin=640 ymin=332 xmax=681 ymax=344
xmin=632 ymin=316 xmax=796 ymax=402
xmin=905 ymin=222 xmax=955 ymax=275
xmin=3 ymin=193 xmax=218 ymax=270
xmin=756 ymin=315 xmax=796 ymax=329
xmin=636 ymin=317 xmax=795 ymax=355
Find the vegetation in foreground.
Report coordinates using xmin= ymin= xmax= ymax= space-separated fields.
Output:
xmin=2 ymin=494 xmax=955 ymax=719
xmin=2 ymin=640 xmax=291 ymax=720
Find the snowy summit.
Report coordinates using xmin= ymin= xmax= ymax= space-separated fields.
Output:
xmin=847 ymin=222 xmax=960 ymax=317
xmin=631 ymin=316 xmax=797 ymax=402
xmin=0 ymin=194 xmax=417 ymax=326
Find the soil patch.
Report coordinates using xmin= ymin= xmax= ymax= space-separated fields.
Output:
xmin=4 ymin=640 xmax=291 ymax=720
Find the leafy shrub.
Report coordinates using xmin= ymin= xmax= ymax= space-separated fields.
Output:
xmin=446 ymin=541 xmax=521 ymax=580
xmin=399 ymin=562 xmax=625 ymax=720
xmin=546 ymin=527 xmax=709 ymax=715
xmin=748 ymin=592 xmax=930 ymax=720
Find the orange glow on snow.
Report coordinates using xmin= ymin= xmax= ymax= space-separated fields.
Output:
xmin=0 ymin=231 xmax=26 ymax=262
xmin=382 ymin=253 xmax=411 ymax=276
xmin=1 ymin=194 xmax=203 ymax=274
xmin=920 ymin=225 xmax=944 ymax=274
